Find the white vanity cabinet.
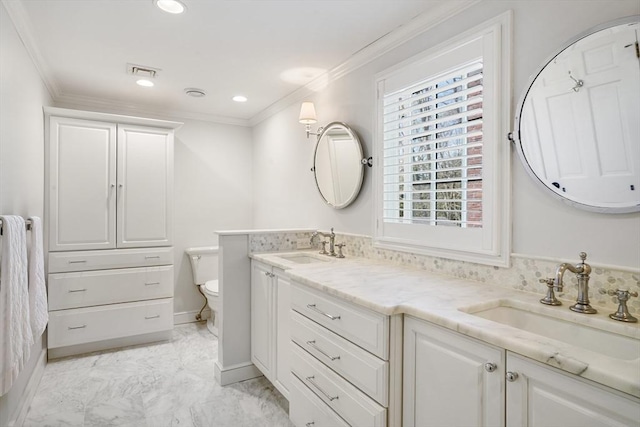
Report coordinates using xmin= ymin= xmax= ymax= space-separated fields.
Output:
xmin=403 ymin=316 xmax=505 ymax=427
xmin=45 ymin=107 xmax=181 ymax=358
xmin=250 ymin=260 xmax=291 ymax=398
xmin=289 ymin=282 xmax=397 ymax=427
xmin=506 ymin=353 xmax=640 ymax=427
xmin=404 ymin=316 xmax=640 ymax=427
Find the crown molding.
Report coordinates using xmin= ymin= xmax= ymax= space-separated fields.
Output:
xmin=1 ymin=0 xmax=60 ymax=98
xmin=248 ymin=0 xmax=480 ymax=127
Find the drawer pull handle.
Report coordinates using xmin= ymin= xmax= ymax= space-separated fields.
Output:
xmin=306 ymin=304 xmax=341 ymax=320
xmin=145 ymin=315 xmax=160 ymax=320
xmin=68 ymin=260 xmax=87 ymax=264
xmin=305 ymin=376 xmax=338 ymax=401
xmin=306 ymin=340 xmax=340 ymax=361
xmin=145 ymin=255 xmax=161 ymax=260
xmin=68 ymin=288 xmax=87 ymax=293
xmin=68 ymin=325 xmax=86 ymax=330
xmin=145 ymin=282 xmax=160 ymax=286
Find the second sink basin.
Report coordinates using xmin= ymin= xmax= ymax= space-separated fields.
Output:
xmin=276 ymin=253 xmax=329 ymax=264
xmin=460 ymin=300 xmax=640 ymax=360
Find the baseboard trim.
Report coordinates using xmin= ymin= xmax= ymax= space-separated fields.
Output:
xmin=48 ymin=330 xmax=173 ymax=359
xmin=174 ymin=309 xmax=210 ymax=325
xmin=9 ymin=349 xmax=47 ymax=427
xmin=214 ymin=361 xmax=262 ymax=386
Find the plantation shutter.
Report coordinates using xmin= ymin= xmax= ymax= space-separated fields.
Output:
xmin=382 ymin=60 xmax=484 ymax=228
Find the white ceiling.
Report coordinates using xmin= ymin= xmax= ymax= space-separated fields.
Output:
xmin=11 ymin=0 xmax=461 ymax=125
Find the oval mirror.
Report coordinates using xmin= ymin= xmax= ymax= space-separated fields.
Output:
xmin=515 ymin=17 xmax=640 ymax=213
xmin=313 ymin=122 xmax=365 ymax=209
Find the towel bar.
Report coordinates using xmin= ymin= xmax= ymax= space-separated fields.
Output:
xmin=0 ymin=218 xmax=33 ymax=236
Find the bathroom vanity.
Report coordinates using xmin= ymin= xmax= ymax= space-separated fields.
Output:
xmin=250 ymin=251 xmax=640 ymax=427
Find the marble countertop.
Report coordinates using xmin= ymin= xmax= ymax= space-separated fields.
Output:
xmin=251 ymin=251 xmax=640 ymax=399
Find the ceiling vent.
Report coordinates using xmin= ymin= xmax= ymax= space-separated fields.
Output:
xmin=127 ymin=63 xmax=161 ymax=78
xmin=184 ymin=88 xmax=206 ymax=98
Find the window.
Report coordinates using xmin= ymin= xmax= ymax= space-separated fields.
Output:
xmin=374 ymin=15 xmax=511 ymax=266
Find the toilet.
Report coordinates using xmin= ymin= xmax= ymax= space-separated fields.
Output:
xmin=186 ymin=246 xmax=220 ymax=336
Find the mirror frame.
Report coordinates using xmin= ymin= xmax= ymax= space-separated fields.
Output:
xmin=513 ymin=15 xmax=640 ymax=214
xmin=313 ymin=121 xmax=365 ymax=209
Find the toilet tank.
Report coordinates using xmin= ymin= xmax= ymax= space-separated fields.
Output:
xmin=185 ymin=246 xmax=219 ymax=285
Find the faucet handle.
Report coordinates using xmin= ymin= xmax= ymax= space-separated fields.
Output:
xmin=335 ymin=243 xmax=346 ymax=259
xmin=539 ymin=278 xmax=562 ymax=306
xmin=606 ymin=289 xmax=638 ymax=323
xmin=606 ymin=289 xmax=639 ymax=300
xmin=579 ymin=252 xmax=587 ymax=261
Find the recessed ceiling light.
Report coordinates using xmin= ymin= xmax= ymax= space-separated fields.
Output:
xmin=136 ymin=79 xmax=155 ymax=87
xmin=154 ymin=0 xmax=186 ymax=14
xmin=185 ymin=88 xmax=206 ymax=98
xmin=232 ymin=95 xmax=248 ymax=103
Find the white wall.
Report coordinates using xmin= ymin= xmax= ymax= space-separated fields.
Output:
xmin=0 ymin=2 xmax=52 ymax=424
xmin=173 ymin=119 xmax=253 ymax=315
xmin=252 ymin=0 xmax=640 ymax=270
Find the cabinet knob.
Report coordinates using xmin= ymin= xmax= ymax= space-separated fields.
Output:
xmin=484 ymin=362 xmax=497 ymax=373
xmin=506 ymin=371 xmax=519 ymax=382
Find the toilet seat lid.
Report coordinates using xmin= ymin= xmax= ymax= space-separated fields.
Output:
xmin=204 ymin=279 xmax=219 ymax=295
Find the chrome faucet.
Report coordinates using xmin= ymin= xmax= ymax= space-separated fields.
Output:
xmin=310 ymin=228 xmax=336 ymax=256
xmin=553 ymin=252 xmax=597 ymax=314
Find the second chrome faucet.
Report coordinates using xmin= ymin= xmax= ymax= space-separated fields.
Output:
xmin=541 ymin=252 xmax=597 ymax=314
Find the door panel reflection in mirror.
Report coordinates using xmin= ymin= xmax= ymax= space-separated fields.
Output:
xmin=516 ymin=17 xmax=639 ymax=213
xmin=313 ymin=122 xmax=365 ymax=209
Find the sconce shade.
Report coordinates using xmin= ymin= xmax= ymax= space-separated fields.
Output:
xmin=299 ymin=102 xmax=318 ymax=124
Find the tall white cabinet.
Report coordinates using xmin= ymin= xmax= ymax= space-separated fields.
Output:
xmin=45 ymin=107 xmax=181 ymax=358
xmin=250 ymin=260 xmax=292 ymax=399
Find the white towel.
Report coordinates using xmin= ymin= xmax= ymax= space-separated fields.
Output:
xmin=27 ymin=217 xmax=48 ymax=338
xmin=0 ymin=215 xmax=33 ymax=396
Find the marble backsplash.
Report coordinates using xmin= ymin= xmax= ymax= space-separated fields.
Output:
xmin=249 ymin=231 xmax=640 ymax=314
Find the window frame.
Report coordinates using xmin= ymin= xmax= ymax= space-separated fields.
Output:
xmin=373 ymin=12 xmax=512 ymax=267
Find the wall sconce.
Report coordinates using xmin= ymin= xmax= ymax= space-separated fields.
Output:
xmin=299 ymin=101 xmax=323 ymax=139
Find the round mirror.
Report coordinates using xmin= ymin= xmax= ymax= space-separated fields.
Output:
xmin=313 ymin=122 xmax=365 ymax=209
xmin=515 ymin=17 xmax=639 ymax=213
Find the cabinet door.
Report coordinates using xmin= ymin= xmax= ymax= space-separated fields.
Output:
xmin=275 ymin=270 xmax=291 ymax=398
xmin=49 ymin=117 xmax=117 ymax=251
xmin=117 ymin=125 xmax=173 ymax=248
xmin=506 ymin=353 xmax=640 ymax=427
xmin=251 ymin=262 xmax=274 ymax=380
xmin=403 ymin=317 xmax=505 ymax=427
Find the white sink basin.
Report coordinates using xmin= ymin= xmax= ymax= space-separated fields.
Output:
xmin=460 ymin=300 xmax=640 ymax=360
xmin=276 ymin=253 xmax=329 ymax=264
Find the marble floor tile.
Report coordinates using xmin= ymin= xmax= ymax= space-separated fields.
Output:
xmin=23 ymin=322 xmax=292 ymax=427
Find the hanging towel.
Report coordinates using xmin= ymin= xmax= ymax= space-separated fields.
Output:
xmin=27 ymin=217 xmax=48 ymax=338
xmin=0 ymin=215 xmax=33 ymax=396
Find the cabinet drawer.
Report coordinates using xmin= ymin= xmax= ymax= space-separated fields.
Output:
xmin=290 ymin=375 xmax=350 ymax=427
xmin=48 ymin=247 xmax=173 ymax=273
xmin=291 ymin=311 xmax=389 ymax=406
xmin=291 ymin=284 xmax=389 ymax=360
xmin=291 ymin=343 xmax=387 ymax=427
xmin=48 ymin=298 xmax=173 ymax=348
xmin=48 ymin=266 xmax=174 ymax=310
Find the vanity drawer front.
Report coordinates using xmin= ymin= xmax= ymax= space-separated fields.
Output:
xmin=48 ymin=266 xmax=174 ymax=310
xmin=48 ymin=298 xmax=173 ymax=348
xmin=290 ymin=375 xmax=350 ymax=427
xmin=291 ymin=310 xmax=389 ymax=406
xmin=291 ymin=343 xmax=387 ymax=427
xmin=291 ymin=284 xmax=389 ymax=360
xmin=48 ymin=247 xmax=174 ymax=273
